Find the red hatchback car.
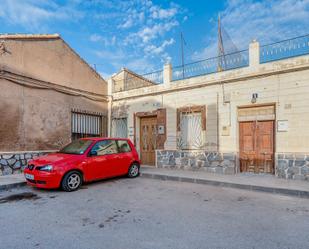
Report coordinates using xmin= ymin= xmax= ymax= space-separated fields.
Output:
xmin=24 ymin=138 xmax=140 ymax=191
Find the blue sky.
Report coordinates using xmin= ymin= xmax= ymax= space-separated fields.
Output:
xmin=1 ymin=0 xmax=309 ymax=78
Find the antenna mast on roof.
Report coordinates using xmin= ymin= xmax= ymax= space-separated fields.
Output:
xmin=180 ymin=32 xmax=186 ymax=79
xmin=217 ymin=13 xmax=225 ymax=72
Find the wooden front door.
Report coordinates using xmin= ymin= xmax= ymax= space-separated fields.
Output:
xmin=239 ymin=120 xmax=274 ymax=174
xmin=140 ymin=116 xmax=157 ymax=165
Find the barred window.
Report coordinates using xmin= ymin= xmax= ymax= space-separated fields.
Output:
xmin=71 ymin=110 xmax=107 ymax=140
xmin=112 ymin=118 xmax=127 ymax=138
xmin=177 ymin=106 xmax=206 ymax=150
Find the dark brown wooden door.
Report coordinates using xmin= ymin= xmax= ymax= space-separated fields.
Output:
xmin=140 ymin=117 xmax=157 ymax=165
xmin=239 ymin=121 xmax=274 ymax=174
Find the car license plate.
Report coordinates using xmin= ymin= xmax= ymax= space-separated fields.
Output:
xmin=25 ymin=173 xmax=34 ymax=180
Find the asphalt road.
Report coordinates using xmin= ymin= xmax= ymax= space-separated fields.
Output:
xmin=0 ymin=177 xmax=309 ymax=249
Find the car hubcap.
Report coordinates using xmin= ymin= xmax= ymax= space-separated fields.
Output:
xmin=130 ymin=165 xmax=139 ymax=176
xmin=68 ymin=174 xmax=80 ymax=189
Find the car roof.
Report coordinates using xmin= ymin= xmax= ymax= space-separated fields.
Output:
xmin=80 ymin=137 xmax=130 ymax=141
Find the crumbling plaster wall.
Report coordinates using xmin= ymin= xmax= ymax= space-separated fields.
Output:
xmin=0 ymin=38 xmax=108 ymax=152
xmin=0 ymin=78 xmax=106 ymax=151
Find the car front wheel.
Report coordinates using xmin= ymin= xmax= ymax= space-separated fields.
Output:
xmin=128 ymin=163 xmax=140 ymax=178
xmin=61 ymin=171 xmax=82 ymax=192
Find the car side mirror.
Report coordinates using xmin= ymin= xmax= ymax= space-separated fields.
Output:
xmin=89 ymin=150 xmax=97 ymax=156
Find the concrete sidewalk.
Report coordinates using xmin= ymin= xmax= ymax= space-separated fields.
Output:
xmin=0 ymin=174 xmax=26 ymax=191
xmin=140 ymin=166 xmax=309 ymax=198
xmin=1 ymin=168 xmax=308 ymax=198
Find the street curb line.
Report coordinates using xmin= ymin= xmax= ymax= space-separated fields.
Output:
xmin=140 ymin=173 xmax=309 ymax=199
xmin=0 ymin=182 xmax=27 ymax=191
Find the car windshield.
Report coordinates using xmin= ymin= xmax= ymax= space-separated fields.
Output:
xmin=59 ymin=140 xmax=93 ymax=155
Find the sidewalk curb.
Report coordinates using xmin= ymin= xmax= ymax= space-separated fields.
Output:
xmin=140 ymin=172 xmax=309 ymax=199
xmin=0 ymin=182 xmax=27 ymax=191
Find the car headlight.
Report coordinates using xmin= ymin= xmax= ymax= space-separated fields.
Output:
xmin=37 ymin=165 xmax=53 ymax=172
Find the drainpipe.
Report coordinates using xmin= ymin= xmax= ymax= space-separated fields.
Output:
xmin=217 ymin=92 xmax=220 ymax=151
xmin=107 ymin=78 xmax=114 ymax=137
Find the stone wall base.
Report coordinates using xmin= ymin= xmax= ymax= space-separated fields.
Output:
xmin=156 ymin=150 xmax=237 ymax=175
xmin=2 ymin=150 xmax=309 ymax=181
xmin=157 ymin=150 xmax=309 ymax=181
xmin=0 ymin=151 xmax=54 ymax=175
xmin=276 ymin=153 xmax=309 ymax=181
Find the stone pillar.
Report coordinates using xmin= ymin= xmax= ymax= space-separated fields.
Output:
xmin=163 ymin=63 xmax=172 ymax=86
xmin=249 ymin=40 xmax=260 ymax=68
xmin=107 ymin=78 xmax=114 ymax=137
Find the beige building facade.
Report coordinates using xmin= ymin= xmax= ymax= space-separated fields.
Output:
xmin=110 ymin=38 xmax=309 ymax=181
xmin=1 ymin=33 xmax=309 ymax=181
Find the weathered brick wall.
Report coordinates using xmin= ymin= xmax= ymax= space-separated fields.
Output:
xmin=156 ymin=150 xmax=236 ymax=174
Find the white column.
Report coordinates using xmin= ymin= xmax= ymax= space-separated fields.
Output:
xmin=163 ymin=63 xmax=172 ymax=86
xmin=249 ymin=40 xmax=260 ymax=68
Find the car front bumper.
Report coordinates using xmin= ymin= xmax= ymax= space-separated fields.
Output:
xmin=24 ymin=168 xmax=62 ymax=189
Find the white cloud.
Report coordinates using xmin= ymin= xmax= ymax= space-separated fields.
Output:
xmin=136 ymin=21 xmax=179 ymax=43
xmin=0 ymin=0 xmax=83 ymax=30
xmin=90 ymin=34 xmax=102 ymax=42
xmin=125 ymin=57 xmax=156 ymax=72
xmin=144 ymin=38 xmax=175 ymax=55
xmin=150 ymin=6 xmax=178 ymax=19
xmin=0 ymin=0 xmax=185 ymax=75
xmin=117 ymin=10 xmax=145 ymax=29
xmin=193 ymin=0 xmax=309 ymax=61
xmin=90 ymin=34 xmax=116 ymax=47
xmin=118 ymin=18 xmax=134 ymax=29
xmin=94 ymin=49 xmax=125 ymax=61
xmin=91 ymin=1 xmax=185 ymax=74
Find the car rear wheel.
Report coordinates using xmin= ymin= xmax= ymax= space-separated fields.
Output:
xmin=128 ymin=163 xmax=140 ymax=178
xmin=61 ymin=171 xmax=82 ymax=192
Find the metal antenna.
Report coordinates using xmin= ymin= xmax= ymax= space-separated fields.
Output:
xmin=181 ymin=32 xmax=185 ymax=79
xmin=217 ymin=13 xmax=225 ymax=71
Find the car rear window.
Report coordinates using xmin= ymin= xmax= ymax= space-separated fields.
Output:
xmin=117 ymin=140 xmax=131 ymax=153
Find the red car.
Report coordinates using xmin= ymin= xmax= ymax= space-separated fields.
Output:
xmin=24 ymin=138 xmax=140 ymax=191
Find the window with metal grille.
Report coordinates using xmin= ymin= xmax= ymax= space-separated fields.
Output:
xmin=71 ymin=110 xmax=107 ymax=140
xmin=177 ymin=106 xmax=206 ymax=150
xmin=111 ymin=118 xmax=127 ymax=138
xmin=178 ymin=113 xmax=204 ymax=149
